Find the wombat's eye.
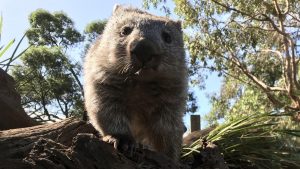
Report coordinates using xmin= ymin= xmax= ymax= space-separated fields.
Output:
xmin=162 ymin=31 xmax=172 ymax=44
xmin=121 ymin=26 xmax=133 ymax=36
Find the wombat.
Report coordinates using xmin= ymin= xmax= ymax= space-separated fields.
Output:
xmin=84 ymin=5 xmax=187 ymax=161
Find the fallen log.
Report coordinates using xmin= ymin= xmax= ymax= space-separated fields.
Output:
xmin=0 ymin=118 xmax=180 ymax=169
xmin=0 ymin=117 xmax=230 ymax=169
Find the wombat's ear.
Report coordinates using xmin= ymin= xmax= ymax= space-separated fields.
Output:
xmin=113 ymin=4 xmax=122 ymax=13
xmin=175 ymin=21 xmax=182 ymax=30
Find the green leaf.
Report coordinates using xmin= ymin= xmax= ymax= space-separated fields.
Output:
xmin=4 ymin=34 xmax=28 ymax=71
xmin=0 ymin=39 xmax=15 ymax=58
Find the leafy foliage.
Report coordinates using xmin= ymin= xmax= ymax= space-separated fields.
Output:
xmin=144 ymin=0 xmax=300 ymax=123
xmin=144 ymin=0 xmax=300 ymax=167
xmin=84 ymin=19 xmax=107 ymax=43
xmin=0 ymin=16 xmax=30 ymax=72
xmin=26 ymin=9 xmax=83 ymax=47
xmin=182 ymin=110 xmax=300 ymax=168
xmin=12 ymin=9 xmax=84 ymax=122
xmin=12 ymin=47 xmax=82 ymax=121
xmin=82 ymin=20 xmax=107 ymax=57
xmin=206 ymin=76 xmax=274 ymax=124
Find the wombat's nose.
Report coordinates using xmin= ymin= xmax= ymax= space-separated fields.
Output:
xmin=130 ymin=39 xmax=157 ymax=66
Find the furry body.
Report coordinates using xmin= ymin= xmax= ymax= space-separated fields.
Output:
xmin=84 ymin=5 xmax=187 ymax=160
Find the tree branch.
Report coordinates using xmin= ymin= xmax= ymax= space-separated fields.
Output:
xmin=259 ymin=49 xmax=283 ymax=62
xmin=259 ymin=49 xmax=288 ymax=91
xmin=273 ymin=0 xmax=282 ymax=16
xmin=288 ymin=13 xmax=300 ymax=23
xmin=221 ymin=70 xmax=254 ymax=87
xmin=232 ymin=56 xmax=285 ymax=92
xmin=55 ymin=96 xmax=66 ymax=117
xmin=290 ymin=38 xmax=300 ymax=89
xmin=283 ymin=0 xmax=290 ymax=15
xmin=224 ymin=47 xmax=286 ymax=107
xmin=210 ymin=0 xmax=269 ymax=22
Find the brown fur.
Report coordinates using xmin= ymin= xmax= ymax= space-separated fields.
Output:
xmin=84 ymin=5 xmax=187 ymax=160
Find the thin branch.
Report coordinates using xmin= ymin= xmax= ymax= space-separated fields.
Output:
xmin=55 ymin=96 xmax=65 ymax=116
xmin=282 ymin=0 xmax=290 ymax=15
xmin=68 ymin=65 xmax=84 ymax=95
xmin=258 ymin=49 xmax=287 ymax=91
xmin=49 ymin=114 xmax=63 ymax=120
xmin=233 ymin=57 xmax=285 ymax=91
xmin=214 ymin=33 xmax=287 ymax=106
xmin=259 ymin=49 xmax=283 ymax=62
xmin=273 ymin=0 xmax=282 ymax=16
xmin=221 ymin=70 xmax=254 ymax=87
xmin=217 ymin=34 xmax=287 ymax=107
xmin=288 ymin=13 xmax=300 ymax=23
xmin=31 ymin=112 xmax=56 ymax=123
xmin=261 ymin=14 xmax=287 ymax=36
xmin=211 ymin=0 xmax=288 ymax=37
xmin=246 ymin=26 xmax=275 ymax=32
xmin=217 ymin=28 xmax=286 ymax=94
xmin=211 ymin=0 xmax=269 ymax=22
xmin=230 ymin=55 xmax=285 ymax=106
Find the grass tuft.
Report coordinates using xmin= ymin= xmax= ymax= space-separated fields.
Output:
xmin=182 ymin=110 xmax=300 ymax=169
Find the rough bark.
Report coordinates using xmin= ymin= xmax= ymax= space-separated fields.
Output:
xmin=182 ymin=128 xmax=229 ymax=169
xmin=182 ymin=142 xmax=229 ymax=169
xmin=0 ymin=68 xmax=36 ymax=130
xmin=0 ymin=118 xmax=181 ymax=169
xmin=183 ymin=126 xmax=216 ymax=146
xmin=0 ymin=117 xmax=228 ymax=169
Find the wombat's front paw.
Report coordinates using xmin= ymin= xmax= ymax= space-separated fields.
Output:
xmin=102 ymin=134 xmax=135 ymax=152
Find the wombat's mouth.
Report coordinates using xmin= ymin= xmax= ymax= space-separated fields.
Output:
xmin=133 ymin=66 xmax=157 ymax=76
xmin=134 ymin=68 xmax=142 ymax=75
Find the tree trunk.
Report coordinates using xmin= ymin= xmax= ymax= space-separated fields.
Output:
xmin=0 ymin=68 xmax=36 ymax=130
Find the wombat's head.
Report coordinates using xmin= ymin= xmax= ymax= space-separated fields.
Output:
xmin=98 ymin=5 xmax=186 ymax=80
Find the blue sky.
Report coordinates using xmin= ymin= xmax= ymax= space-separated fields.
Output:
xmin=0 ymin=0 xmax=222 ymax=129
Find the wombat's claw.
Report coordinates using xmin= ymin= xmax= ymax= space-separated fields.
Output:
xmin=102 ymin=135 xmax=135 ymax=152
xmin=102 ymin=135 xmax=119 ymax=149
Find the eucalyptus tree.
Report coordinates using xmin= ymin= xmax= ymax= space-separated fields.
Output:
xmin=12 ymin=9 xmax=84 ymax=121
xmin=144 ymin=0 xmax=300 ymax=122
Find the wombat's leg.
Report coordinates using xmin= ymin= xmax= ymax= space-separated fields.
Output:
xmin=148 ymin=116 xmax=184 ymax=161
xmin=85 ymin=86 xmax=134 ymax=151
xmin=101 ymin=105 xmax=134 ymax=151
xmin=96 ymin=105 xmax=134 ymax=151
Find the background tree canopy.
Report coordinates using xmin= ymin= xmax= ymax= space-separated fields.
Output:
xmin=8 ymin=8 xmax=199 ymax=122
xmin=10 ymin=9 xmax=107 ymax=122
xmin=26 ymin=9 xmax=83 ymax=47
xmin=2 ymin=0 xmax=299 ymax=125
xmin=142 ymin=1 xmax=300 ymax=167
xmin=144 ymin=0 xmax=300 ymax=124
xmin=1 ymin=1 xmax=300 ymax=168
